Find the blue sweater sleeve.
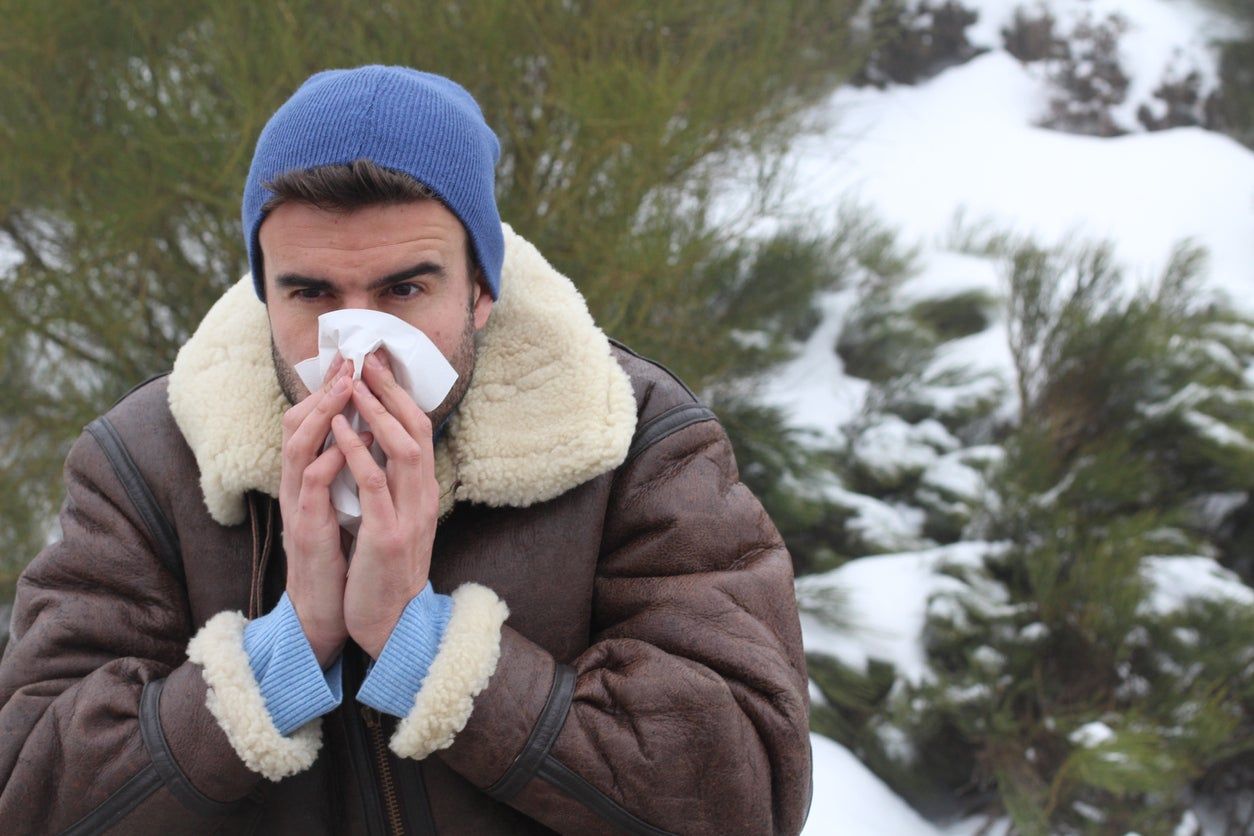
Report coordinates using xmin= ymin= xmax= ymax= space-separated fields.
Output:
xmin=242 ymin=592 xmax=343 ymax=736
xmin=356 ymin=582 xmax=453 ymax=718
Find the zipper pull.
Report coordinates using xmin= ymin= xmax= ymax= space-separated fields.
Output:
xmin=362 ymin=705 xmax=382 ymax=730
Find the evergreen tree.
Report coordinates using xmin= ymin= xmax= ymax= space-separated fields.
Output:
xmin=0 ymin=0 xmax=862 ymax=591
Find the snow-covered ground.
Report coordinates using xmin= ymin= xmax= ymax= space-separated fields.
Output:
xmin=807 ymin=732 xmax=945 ymax=835
xmin=785 ymin=1 xmax=1254 ymax=833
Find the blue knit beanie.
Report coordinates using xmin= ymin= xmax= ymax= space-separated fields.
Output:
xmin=242 ymin=66 xmax=504 ymax=300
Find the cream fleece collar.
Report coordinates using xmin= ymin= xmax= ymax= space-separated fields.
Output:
xmin=168 ymin=224 xmax=637 ymax=526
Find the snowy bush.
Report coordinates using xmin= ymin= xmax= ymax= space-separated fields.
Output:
xmin=1209 ymin=17 xmax=1254 ymax=150
xmin=856 ymin=0 xmax=983 ymax=87
xmin=1137 ymin=67 xmax=1217 ymax=133
xmin=804 ymin=233 xmax=1254 ymax=832
xmin=1001 ymin=5 xmax=1067 ymax=64
xmin=1039 ymin=11 xmax=1132 ymax=137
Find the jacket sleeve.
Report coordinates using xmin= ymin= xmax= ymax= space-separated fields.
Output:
xmin=394 ymin=408 xmax=813 ymax=834
xmin=0 ymin=429 xmax=269 ymax=834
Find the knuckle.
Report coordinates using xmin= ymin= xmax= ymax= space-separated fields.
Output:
xmin=301 ymin=468 xmax=324 ymax=491
xmin=362 ymin=469 xmax=389 ymax=492
xmin=282 ymin=444 xmax=302 ymax=466
xmin=398 ymin=443 xmax=423 ymax=467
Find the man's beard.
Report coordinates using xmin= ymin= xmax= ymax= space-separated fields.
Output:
xmin=271 ymin=305 xmax=479 ymax=437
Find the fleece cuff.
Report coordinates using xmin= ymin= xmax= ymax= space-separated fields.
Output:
xmin=242 ymin=592 xmax=343 ymax=735
xmin=357 ymin=583 xmax=453 ymax=719
xmin=187 ymin=611 xmax=322 ymax=781
xmin=388 ymin=583 xmax=509 ymax=761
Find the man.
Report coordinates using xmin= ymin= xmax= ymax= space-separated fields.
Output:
xmin=0 ymin=66 xmax=811 ymax=834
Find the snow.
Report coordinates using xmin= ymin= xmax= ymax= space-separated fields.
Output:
xmin=758 ymin=288 xmax=869 ymax=440
xmin=777 ymin=0 xmax=1254 ymax=829
xmin=0 ymin=234 xmax=21 ymax=276
xmin=852 ymin=415 xmax=958 ymax=486
xmin=805 ymin=729 xmax=1016 ymax=835
xmin=1140 ymin=556 xmax=1254 ymax=615
xmin=898 ymin=251 xmax=1002 ymax=302
xmin=1069 ymin=720 xmax=1117 ymax=747
xmin=1019 ymin=621 xmax=1049 ymax=641
xmin=965 ymin=0 xmax=1241 ymax=112
xmin=797 ymin=543 xmax=997 ymax=683
xmin=827 ymin=484 xmax=932 ymax=553
xmin=759 ymin=0 xmax=1254 ymax=445
xmin=803 ymin=733 xmax=940 ymax=835
xmin=921 ymin=454 xmax=987 ymax=500
xmin=782 ymin=50 xmax=1254 ymax=307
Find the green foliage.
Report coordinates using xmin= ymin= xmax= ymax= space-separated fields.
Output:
xmin=884 ymin=240 xmax=1254 ymax=833
xmin=800 ymin=224 xmax=1254 ymax=829
xmin=832 ymin=220 xmax=927 ymax=384
xmin=1197 ymin=0 xmax=1254 ymax=149
xmin=1213 ymin=39 xmax=1254 ymax=149
xmin=827 ymin=218 xmax=1007 ymax=556
xmin=0 ymin=0 xmax=862 ymax=581
xmin=910 ymin=290 xmax=994 ymax=343
xmin=1002 ymin=240 xmax=1254 ymax=560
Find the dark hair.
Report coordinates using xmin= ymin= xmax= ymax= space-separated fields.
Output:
xmin=257 ymin=158 xmax=478 ymax=288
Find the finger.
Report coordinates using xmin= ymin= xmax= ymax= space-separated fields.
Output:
xmin=362 ymin=351 xmax=435 ymax=447
xmin=331 ymin=413 xmax=397 ymax=526
xmin=280 ymin=373 xmax=355 ymax=510
xmin=297 ymin=443 xmax=346 ymax=518
xmin=322 ymin=352 xmax=345 ymax=386
xmin=350 ymin=377 xmax=429 ymax=510
xmin=281 ymin=357 xmax=354 ymax=444
xmin=295 ymin=429 xmax=371 ymax=506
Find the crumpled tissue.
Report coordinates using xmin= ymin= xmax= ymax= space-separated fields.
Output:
xmin=294 ymin=308 xmax=457 ymax=532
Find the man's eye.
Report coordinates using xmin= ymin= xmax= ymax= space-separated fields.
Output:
xmin=390 ymin=283 xmax=421 ymax=298
xmin=294 ymin=288 xmax=325 ymax=301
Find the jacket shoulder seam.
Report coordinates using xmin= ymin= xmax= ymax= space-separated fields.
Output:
xmin=84 ymin=416 xmax=185 ymax=588
xmin=109 ymin=371 xmax=172 ymax=410
xmin=625 ymin=403 xmax=719 ymax=466
xmin=608 ymin=338 xmax=700 ymax=404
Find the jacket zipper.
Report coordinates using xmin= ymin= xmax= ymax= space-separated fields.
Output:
xmin=362 ymin=705 xmax=406 ymax=836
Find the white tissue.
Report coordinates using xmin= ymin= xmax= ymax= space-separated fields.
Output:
xmin=293 ymin=308 xmax=458 ymax=532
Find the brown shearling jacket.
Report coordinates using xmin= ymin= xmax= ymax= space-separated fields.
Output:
xmin=0 ymin=228 xmax=811 ymax=835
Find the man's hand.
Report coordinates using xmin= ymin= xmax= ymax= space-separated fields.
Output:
xmin=333 ymin=351 xmax=440 ymax=660
xmin=278 ymin=355 xmax=372 ymax=669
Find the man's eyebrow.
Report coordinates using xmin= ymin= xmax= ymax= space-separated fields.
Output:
xmin=367 ymin=261 xmax=446 ymax=290
xmin=274 ymin=262 xmax=447 ymax=292
xmin=274 ymin=273 xmax=333 ymax=291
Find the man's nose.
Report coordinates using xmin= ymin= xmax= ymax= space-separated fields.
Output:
xmin=338 ymin=291 xmax=378 ymax=311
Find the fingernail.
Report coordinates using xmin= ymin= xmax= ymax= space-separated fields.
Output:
xmin=332 ymin=377 xmax=348 ymax=394
xmin=366 ymin=353 xmax=381 ymax=370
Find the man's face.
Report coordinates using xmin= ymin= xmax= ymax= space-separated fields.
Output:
xmin=260 ymin=199 xmax=494 ymax=429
